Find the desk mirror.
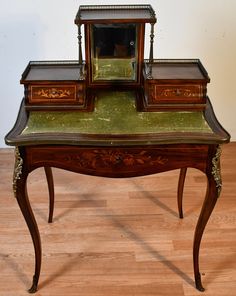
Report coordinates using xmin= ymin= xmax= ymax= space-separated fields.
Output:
xmin=91 ymin=23 xmax=137 ymax=81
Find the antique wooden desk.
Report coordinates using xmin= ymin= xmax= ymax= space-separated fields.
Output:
xmin=5 ymin=87 xmax=230 ymax=293
xmin=4 ymin=4 xmax=230 ymax=294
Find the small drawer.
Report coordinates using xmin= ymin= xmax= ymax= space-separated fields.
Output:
xmin=148 ymin=84 xmax=204 ymax=104
xmin=28 ymin=85 xmax=78 ymax=104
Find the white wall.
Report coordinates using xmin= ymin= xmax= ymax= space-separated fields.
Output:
xmin=1 ymin=0 xmax=236 ymax=147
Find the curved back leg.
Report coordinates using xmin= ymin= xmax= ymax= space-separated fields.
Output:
xmin=44 ymin=167 xmax=55 ymax=223
xmin=177 ymin=167 xmax=187 ymax=219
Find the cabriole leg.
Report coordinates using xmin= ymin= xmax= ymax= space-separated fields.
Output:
xmin=44 ymin=167 xmax=55 ymax=223
xmin=193 ymin=146 xmax=222 ymax=291
xmin=13 ymin=147 xmax=42 ymax=293
xmin=177 ymin=167 xmax=187 ymax=219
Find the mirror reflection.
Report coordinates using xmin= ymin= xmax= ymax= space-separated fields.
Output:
xmin=91 ymin=24 xmax=137 ymax=81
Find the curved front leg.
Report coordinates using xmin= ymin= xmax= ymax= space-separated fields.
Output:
xmin=177 ymin=167 xmax=187 ymax=219
xmin=193 ymin=146 xmax=222 ymax=291
xmin=44 ymin=167 xmax=54 ymax=223
xmin=13 ymin=147 xmax=41 ymax=293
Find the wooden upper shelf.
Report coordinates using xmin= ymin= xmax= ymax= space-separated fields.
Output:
xmin=74 ymin=5 xmax=156 ymax=24
xmin=143 ymin=59 xmax=210 ymax=82
xmin=20 ymin=61 xmax=84 ymax=83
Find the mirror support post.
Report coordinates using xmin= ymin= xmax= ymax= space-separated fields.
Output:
xmin=78 ymin=24 xmax=83 ymax=65
xmin=149 ymin=23 xmax=155 ymax=63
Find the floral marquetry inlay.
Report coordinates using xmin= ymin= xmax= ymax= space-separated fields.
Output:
xmin=64 ymin=149 xmax=168 ymax=170
xmin=154 ymin=85 xmax=201 ymax=99
xmin=35 ymin=88 xmax=72 ymax=99
xmin=29 ymin=85 xmax=77 ymax=103
xmin=160 ymin=88 xmax=198 ymax=98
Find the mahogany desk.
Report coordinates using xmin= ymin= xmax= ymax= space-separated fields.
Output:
xmin=5 ymin=90 xmax=230 ymax=293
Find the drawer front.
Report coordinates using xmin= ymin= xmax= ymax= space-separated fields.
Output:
xmin=27 ymin=145 xmax=209 ymax=178
xmin=149 ymin=84 xmax=204 ymax=104
xmin=28 ymin=84 xmax=83 ymax=104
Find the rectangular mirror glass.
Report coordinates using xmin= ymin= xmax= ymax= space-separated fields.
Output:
xmin=91 ymin=24 xmax=137 ymax=82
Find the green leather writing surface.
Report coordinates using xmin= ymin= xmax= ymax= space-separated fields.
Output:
xmin=22 ymin=91 xmax=212 ymax=135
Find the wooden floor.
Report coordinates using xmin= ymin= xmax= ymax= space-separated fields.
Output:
xmin=0 ymin=143 xmax=236 ymax=296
